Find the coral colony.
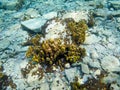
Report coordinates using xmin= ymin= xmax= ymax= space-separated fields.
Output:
xmin=25 ymin=19 xmax=87 ymax=72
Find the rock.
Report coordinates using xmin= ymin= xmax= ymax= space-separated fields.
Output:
xmin=43 ymin=12 xmax=57 ymax=20
xmin=3 ymin=23 xmax=21 ymax=37
xmin=0 ymin=18 xmax=3 ymax=25
xmin=94 ymin=17 xmax=105 ymax=26
xmin=0 ymin=0 xmax=25 ymax=10
xmin=110 ymin=84 xmax=120 ymax=90
xmin=89 ymin=61 xmax=101 ymax=68
xmin=39 ymin=83 xmax=50 ymax=90
xmin=116 ymin=19 xmax=120 ymax=31
xmin=13 ymin=12 xmax=23 ymax=19
xmin=94 ymin=69 xmax=101 ymax=76
xmin=116 ymin=17 xmax=120 ymax=23
xmin=65 ymin=67 xmax=81 ymax=82
xmin=23 ymin=8 xmax=41 ymax=20
xmin=82 ymin=74 xmax=92 ymax=83
xmin=117 ymin=26 xmax=120 ymax=30
xmin=93 ymin=9 xmax=108 ymax=17
xmin=103 ymin=20 xmax=116 ymax=30
xmin=101 ymin=56 xmax=120 ymax=72
xmin=82 ymin=57 xmax=91 ymax=64
xmin=17 ymin=46 xmax=28 ymax=53
xmin=65 ymin=63 xmax=70 ymax=69
xmin=4 ymin=1 xmax=18 ymax=10
xmin=0 ymin=51 xmax=9 ymax=59
xmin=91 ymin=69 xmax=101 ymax=78
xmin=103 ymin=73 xmax=120 ymax=85
xmin=0 ymin=38 xmax=10 ymax=51
xmin=0 ymin=0 xmax=17 ymax=10
xmin=62 ymin=11 xmax=88 ymax=22
xmin=50 ymin=76 xmax=69 ymax=90
xmin=111 ymin=10 xmax=120 ymax=17
xmin=102 ymin=29 xmax=112 ymax=37
xmin=107 ymin=43 xmax=115 ymax=50
xmin=94 ymin=9 xmax=120 ymax=18
xmin=26 ymin=67 xmax=40 ymax=84
xmin=14 ymin=79 xmax=28 ymax=90
xmin=113 ymin=47 xmax=120 ymax=59
xmin=20 ymin=60 xmax=28 ymax=69
xmin=21 ymin=18 xmax=47 ymax=33
xmin=25 ymin=87 xmax=34 ymax=90
xmin=107 ymin=36 xmax=117 ymax=44
xmin=53 ymin=0 xmax=65 ymax=4
xmin=43 ymin=19 xmax=66 ymax=41
xmin=46 ymin=73 xmax=55 ymax=83
xmin=108 ymin=1 xmax=120 ymax=10
xmin=8 ymin=41 xmax=28 ymax=54
xmin=84 ymin=34 xmax=101 ymax=44
xmin=3 ymin=58 xmax=22 ymax=79
xmin=90 ymin=50 xmax=99 ymax=59
xmin=81 ymin=63 xmax=90 ymax=74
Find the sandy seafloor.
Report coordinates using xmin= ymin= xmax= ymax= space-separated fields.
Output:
xmin=0 ymin=0 xmax=120 ymax=90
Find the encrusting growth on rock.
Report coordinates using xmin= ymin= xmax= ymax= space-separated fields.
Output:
xmin=70 ymin=72 xmax=111 ymax=90
xmin=0 ymin=66 xmax=16 ymax=90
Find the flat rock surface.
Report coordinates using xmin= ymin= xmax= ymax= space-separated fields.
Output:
xmin=101 ymin=56 xmax=120 ymax=72
xmin=0 ymin=0 xmax=24 ymax=10
xmin=21 ymin=18 xmax=47 ymax=33
xmin=0 ymin=38 xmax=10 ymax=51
xmin=81 ymin=63 xmax=90 ymax=74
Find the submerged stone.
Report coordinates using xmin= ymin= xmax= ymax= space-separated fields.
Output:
xmin=101 ymin=56 xmax=120 ymax=72
xmin=65 ymin=67 xmax=81 ymax=82
xmin=0 ymin=38 xmax=10 ymax=51
xmin=111 ymin=10 xmax=120 ymax=17
xmin=108 ymin=1 xmax=120 ymax=10
xmin=22 ymin=8 xmax=41 ymax=20
xmin=21 ymin=18 xmax=47 ymax=33
xmin=51 ymin=76 xmax=69 ymax=90
xmin=43 ymin=12 xmax=57 ymax=20
xmin=81 ymin=63 xmax=90 ymax=74
xmin=84 ymin=34 xmax=101 ymax=44
xmin=0 ymin=0 xmax=25 ymax=10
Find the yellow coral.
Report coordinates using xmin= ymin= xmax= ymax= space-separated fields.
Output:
xmin=66 ymin=19 xmax=88 ymax=44
xmin=0 ymin=72 xmax=4 ymax=78
xmin=31 ymin=34 xmax=41 ymax=45
xmin=32 ymin=54 xmax=39 ymax=62
xmin=25 ymin=19 xmax=88 ymax=72
xmin=26 ymin=46 xmax=33 ymax=57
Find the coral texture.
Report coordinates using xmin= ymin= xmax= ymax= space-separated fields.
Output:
xmin=25 ymin=18 xmax=88 ymax=72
